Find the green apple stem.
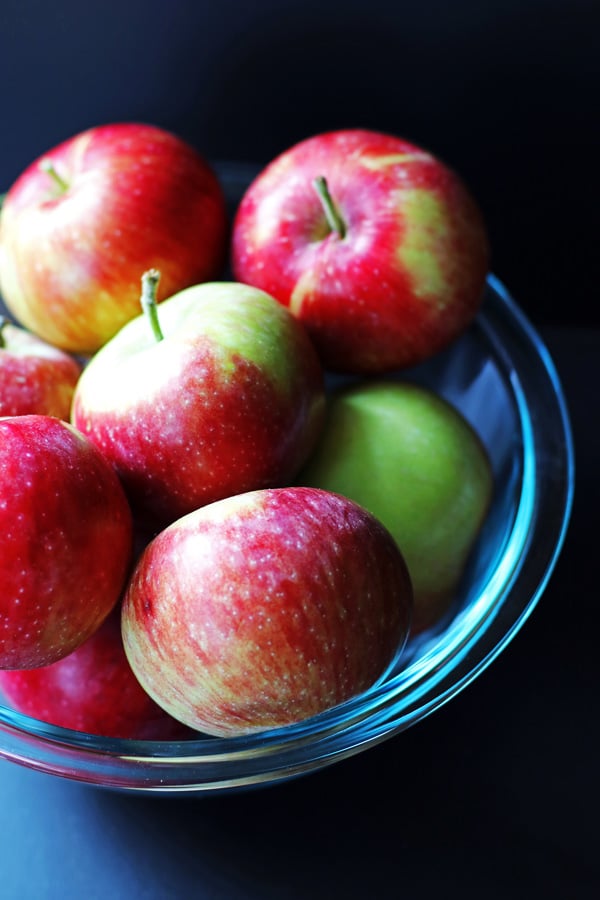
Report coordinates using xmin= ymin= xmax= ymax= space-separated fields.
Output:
xmin=140 ymin=269 xmax=165 ymax=343
xmin=39 ymin=158 xmax=69 ymax=193
xmin=0 ymin=316 xmax=8 ymax=349
xmin=312 ymin=175 xmax=346 ymax=239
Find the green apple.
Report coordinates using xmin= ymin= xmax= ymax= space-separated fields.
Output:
xmin=297 ymin=380 xmax=493 ymax=632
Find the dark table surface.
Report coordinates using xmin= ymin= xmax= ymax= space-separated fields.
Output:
xmin=0 ymin=323 xmax=597 ymax=899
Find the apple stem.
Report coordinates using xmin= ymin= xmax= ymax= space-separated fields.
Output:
xmin=0 ymin=316 xmax=8 ymax=349
xmin=312 ymin=175 xmax=347 ymax=239
xmin=39 ymin=158 xmax=69 ymax=193
xmin=140 ymin=269 xmax=165 ymax=343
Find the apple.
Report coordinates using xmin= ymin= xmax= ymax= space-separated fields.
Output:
xmin=231 ymin=128 xmax=490 ymax=374
xmin=71 ymin=273 xmax=326 ymax=526
xmin=121 ymin=486 xmax=413 ymax=737
xmin=0 ymin=606 xmax=191 ymax=740
xmin=0 ymin=122 xmax=228 ymax=354
xmin=297 ymin=380 xmax=494 ymax=632
xmin=0 ymin=316 xmax=82 ymax=418
xmin=0 ymin=415 xmax=133 ymax=669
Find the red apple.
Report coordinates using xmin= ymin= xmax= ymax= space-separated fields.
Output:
xmin=71 ymin=273 xmax=325 ymax=526
xmin=0 ymin=316 xmax=82 ymax=418
xmin=231 ymin=128 xmax=490 ymax=373
xmin=0 ymin=415 xmax=133 ymax=669
xmin=121 ymin=486 xmax=413 ymax=737
xmin=0 ymin=122 xmax=228 ymax=354
xmin=0 ymin=606 xmax=191 ymax=740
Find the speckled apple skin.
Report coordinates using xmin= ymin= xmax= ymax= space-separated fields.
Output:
xmin=0 ymin=122 xmax=228 ymax=354
xmin=0 ymin=415 xmax=133 ymax=669
xmin=0 ymin=322 xmax=82 ymax=419
xmin=71 ymin=283 xmax=326 ymax=526
xmin=232 ymin=128 xmax=490 ymax=373
xmin=0 ymin=606 xmax=191 ymax=739
xmin=121 ymin=487 xmax=413 ymax=737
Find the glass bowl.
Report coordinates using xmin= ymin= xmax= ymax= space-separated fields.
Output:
xmin=0 ymin=164 xmax=575 ymax=794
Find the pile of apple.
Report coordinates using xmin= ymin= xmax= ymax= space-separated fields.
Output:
xmin=0 ymin=123 xmax=493 ymax=740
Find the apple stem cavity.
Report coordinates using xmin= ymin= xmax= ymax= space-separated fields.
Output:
xmin=140 ymin=269 xmax=165 ymax=343
xmin=39 ymin=158 xmax=69 ymax=193
xmin=312 ymin=175 xmax=347 ymax=239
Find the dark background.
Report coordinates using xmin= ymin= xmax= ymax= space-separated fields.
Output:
xmin=1 ymin=0 xmax=598 ymax=329
xmin=0 ymin=2 xmax=598 ymax=898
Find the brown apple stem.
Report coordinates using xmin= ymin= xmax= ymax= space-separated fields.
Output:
xmin=39 ymin=158 xmax=69 ymax=192
xmin=312 ymin=175 xmax=347 ymax=239
xmin=140 ymin=269 xmax=165 ymax=343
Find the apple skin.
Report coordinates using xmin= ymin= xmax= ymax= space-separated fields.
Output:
xmin=0 ymin=605 xmax=192 ymax=740
xmin=231 ymin=128 xmax=490 ymax=374
xmin=121 ymin=486 xmax=413 ymax=737
xmin=0 ymin=318 xmax=82 ymax=419
xmin=0 ymin=415 xmax=133 ymax=669
xmin=0 ymin=122 xmax=228 ymax=354
xmin=297 ymin=380 xmax=494 ymax=632
xmin=71 ymin=281 xmax=326 ymax=526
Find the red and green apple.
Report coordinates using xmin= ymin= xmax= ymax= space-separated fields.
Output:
xmin=232 ymin=128 xmax=489 ymax=374
xmin=0 ymin=122 xmax=228 ymax=354
xmin=121 ymin=486 xmax=413 ymax=737
xmin=71 ymin=274 xmax=326 ymax=526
